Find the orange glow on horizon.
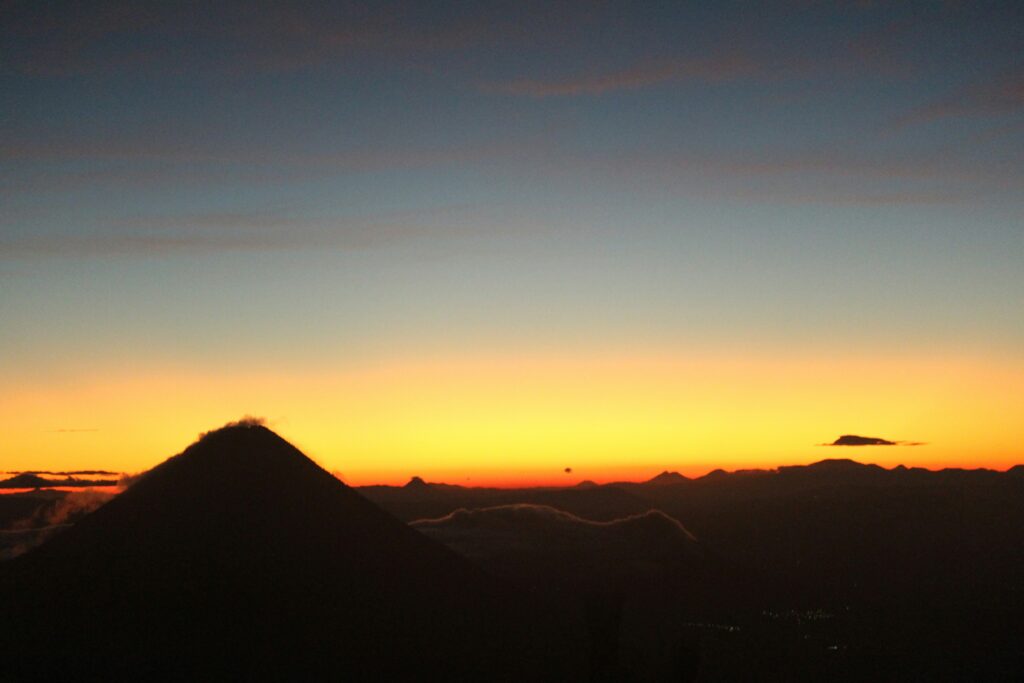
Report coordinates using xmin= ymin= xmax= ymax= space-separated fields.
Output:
xmin=2 ymin=347 xmax=1021 ymax=486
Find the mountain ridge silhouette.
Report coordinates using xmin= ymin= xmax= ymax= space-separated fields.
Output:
xmin=0 ymin=422 xmax=576 ymax=680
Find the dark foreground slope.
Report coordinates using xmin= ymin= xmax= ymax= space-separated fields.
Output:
xmin=0 ymin=424 xmax=579 ymax=681
xmin=365 ymin=460 xmax=1024 ymax=680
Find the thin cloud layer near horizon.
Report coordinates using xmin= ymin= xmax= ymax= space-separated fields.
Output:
xmin=2 ymin=1 xmax=1022 ymax=483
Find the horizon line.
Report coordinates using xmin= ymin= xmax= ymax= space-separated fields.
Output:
xmin=4 ymin=457 xmax=1022 ymax=493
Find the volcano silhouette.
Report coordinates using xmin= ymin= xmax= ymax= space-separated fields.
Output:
xmin=0 ymin=423 xmax=572 ymax=680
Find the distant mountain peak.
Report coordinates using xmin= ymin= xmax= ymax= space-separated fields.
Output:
xmin=404 ymin=476 xmax=430 ymax=489
xmin=807 ymin=458 xmax=870 ymax=469
xmin=646 ymin=470 xmax=687 ymax=485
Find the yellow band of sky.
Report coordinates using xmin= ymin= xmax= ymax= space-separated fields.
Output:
xmin=2 ymin=348 xmax=1021 ymax=486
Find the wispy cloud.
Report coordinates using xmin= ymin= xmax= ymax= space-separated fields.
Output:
xmin=0 ymin=2 xmax=583 ymax=78
xmin=480 ymin=54 xmax=759 ymax=98
xmin=0 ymin=233 xmax=298 ymax=257
xmin=5 ymin=129 xmax=1015 ymax=210
xmin=896 ymin=67 xmax=1024 ymax=127
xmin=479 ymin=8 xmax=957 ymax=101
xmin=0 ymin=206 xmax=526 ymax=258
xmin=0 ymin=134 xmax=521 ymax=169
xmin=731 ymin=189 xmax=967 ymax=207
xmin=532 ymin=145 xmax=1017 ymax=207
xmin=0 ymin=133 xmax=547 ymax=198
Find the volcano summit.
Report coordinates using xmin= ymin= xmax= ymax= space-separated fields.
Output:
xmin=0 ymin=422 xmax=571 ymax=680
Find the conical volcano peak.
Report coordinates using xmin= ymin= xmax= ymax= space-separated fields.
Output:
xmin=193 ymin=417 xmax=299 ymax=455
xmin=1 ymin=421 xmax=555 ymax=678
xmin=191 ymin=418 xmax=290 ymax=456
xmin=647 ymin=470 xmax=687 ymax=485
xmin=124 ymin=418 xmax=337 ymax=501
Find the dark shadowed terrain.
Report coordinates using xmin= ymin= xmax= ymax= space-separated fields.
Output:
xmin=3 ymin=429 xmax=1023 ymax=681
xmin=362 ymin=460 xmax=1024 ymax=680
xmin=0 ymin=424 xmax=582 ymax=681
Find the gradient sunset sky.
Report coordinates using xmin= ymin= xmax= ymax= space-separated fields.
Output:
xmin=2 ymin=1 xmax=1022 ymax=485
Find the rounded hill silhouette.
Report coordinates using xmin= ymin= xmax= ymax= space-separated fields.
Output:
xmin=0 ymin=422 xmax=575 ymax=680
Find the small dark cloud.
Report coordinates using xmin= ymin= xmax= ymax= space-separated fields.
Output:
xmin=833 ymin=434 xmax=897 ymax=446
xmin=563 ymin=467 xmax=572 ymax=474
xmin=822 ymin=434 xmax=925 ymax=447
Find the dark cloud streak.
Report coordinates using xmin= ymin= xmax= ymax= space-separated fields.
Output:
xmin=822 ymin=434 xmax=926 ymax=447
xmin=480 ymin=54 xmax=760 ymax=98
xmin=6 ymin=470 xmax=117 ymax=476
xmin=895 ymin=67 xmax=1024 ymax=127
xmin=0 ymin=1 xmax=590 ymax=78
xmin=0 ymin=205 xmax=533 ymax=258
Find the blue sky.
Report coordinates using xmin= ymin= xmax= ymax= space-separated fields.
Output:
xmin=1 ymin=1 xmax=1022 ymax=477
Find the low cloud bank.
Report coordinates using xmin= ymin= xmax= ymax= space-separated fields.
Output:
xmin=5 ymin=470 xmax=118 ymax=476
xmin=413 ymin=504 xmax=700 ymax=586
xmin=0 ymin=490 xmax=115 ymax=560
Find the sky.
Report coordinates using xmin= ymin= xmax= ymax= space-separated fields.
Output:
xmin=1 ymin=1 xmax=1022 ymax=485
